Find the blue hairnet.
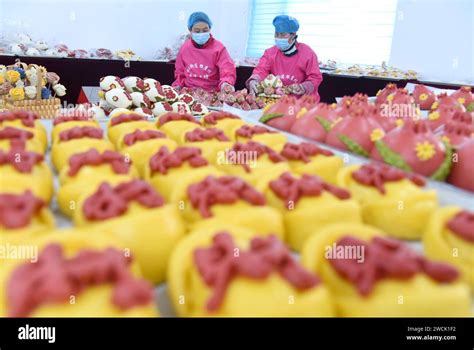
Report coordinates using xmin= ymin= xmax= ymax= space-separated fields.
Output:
xmin=273 ymin=15 xmax=299 ymax=33
xmin=188 ymin=12 xmax=213 ymax=30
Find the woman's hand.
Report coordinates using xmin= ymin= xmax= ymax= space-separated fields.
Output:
xmin=220 ymin=82 xmax=235 ymax=93
xmin=248 ymin=80 xmax=259 ymax=95
xmin=288 ymin=83 xmax=305 ymax=95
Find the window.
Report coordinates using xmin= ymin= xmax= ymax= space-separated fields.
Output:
xmin=246 ymin=0 xmax=288 ymax=57
xmin=246 ymin=0 xmax=398 ymax=65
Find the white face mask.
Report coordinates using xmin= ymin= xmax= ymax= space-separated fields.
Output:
xmin=192 ymin=32 xmax=210 ymax=45
xmin=275 ymin=37 xmax=292 ymax=51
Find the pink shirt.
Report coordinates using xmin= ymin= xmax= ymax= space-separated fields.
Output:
xmin=173 ymin=37 xmax=236 ymax=92
xmin=248 ymin=42 xmax=323 ymax=101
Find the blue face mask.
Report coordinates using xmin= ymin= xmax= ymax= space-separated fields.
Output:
xmin=275 ymin=37 xmax=292 ymax=51
xmin=192 ymin=32 xmax=210 ymax=46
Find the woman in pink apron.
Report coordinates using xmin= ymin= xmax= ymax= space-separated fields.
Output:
xmin=173 ymin=11 xmax=236 ymax=93
xmin=246 ymin=15 xmax=323 ymax=102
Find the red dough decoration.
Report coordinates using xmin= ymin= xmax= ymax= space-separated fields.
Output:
xmin=0 ymin=191 xmax=46 ymax=229
xmin=53 ymin=115 xmax=93 ymax=126
xmin=59 ymin=126 xmax=103 ymax=141
xmin=7 ymin=244 xmax=154 ymax=317
xmin=226 ymin=142 xmax=285 ymax=172
xmin=0 ymin=110 xmax=39 ymax=128
xmin=203 ymin=112 xmax=240 ymax=125
xmin=0 ymin=127 xmax=34 ymax=149
xmin=270 ymin=172 xmax=351 ymax=207
xmin=185 ymin=128 xmax=230 ymax=142
xmin=329 ymin=235 xmax=459 ymax=296
xmin=280 ymin=142 xmax=334 ymax=162
xmin=67 ymin=149 xmax=131 ymax=176
xmin=446 ymin=210 xmax=474 ymax=243
xmin=0 ymin=127 xmax=34 ymax=140
xmin=82 ymin=180 xmax=164 ymax=221
xmin=149 ymin=146 xmax=208 ymax=175
xmin=0 ymin=149 xmax=43 ymax=173
xmin=123 ymin=129 xmax=166 ymax=146
xmin=187 ymin=176 xmax=266 ymax=218
xmin=110 ymin=113 xmax=146 ymax=126
xmin=235 ymin=125 xmax=275 ymax=138
xmin=194 ymin=232 xmax=320 ymax=311
xmin=351 ymin=162 xmax=425 ymax=194
xmin=158 ymin=112 xmax=199 ymax=126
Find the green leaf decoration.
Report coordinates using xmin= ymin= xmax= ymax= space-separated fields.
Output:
xmin=337 ymin=134 xmax=369 ymax=157
xmin=430 ymin=140 xmax=454 ymax=181
xmin=316 ymin=116 xmax=332 ymax=132
xmin=259 ymin=113 xmax=284 ymax=123
xmin=375 ymin=140 xmax=412 ymax=171
xmin=466 ymin=102 xmax=474 ymax=112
